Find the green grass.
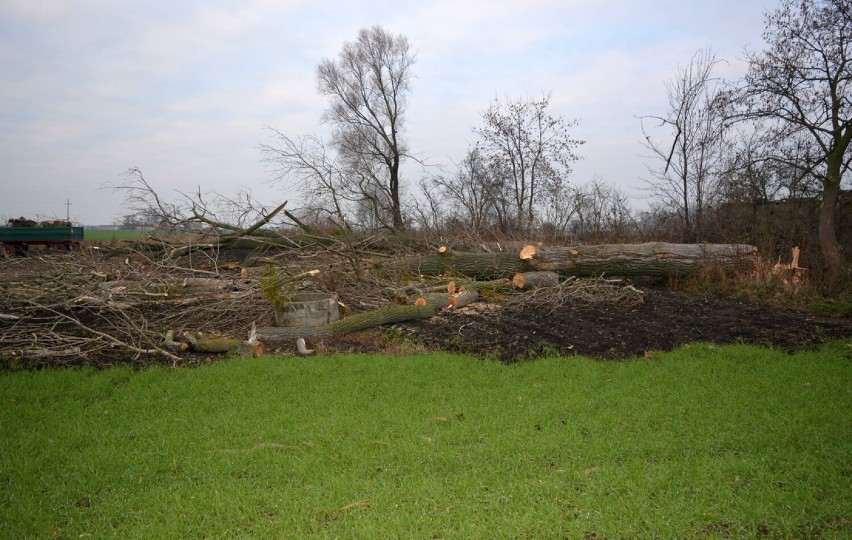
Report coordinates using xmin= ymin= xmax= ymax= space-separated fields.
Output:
xmin=83 ymin=229 xmax=150 ymax=242
xmin=1 ymin=343 xmax=850 ymax=539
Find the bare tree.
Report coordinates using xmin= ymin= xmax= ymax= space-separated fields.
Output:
xmin=719 ymin=123 xmax=823 ymax=204
xmin=641 ymin=48 xmax=728 ymax=242
xmin=316 ymin=25 xmax=416 ymax=231
xmin=474 ymin=94 xmax=584 ymax=232
xmin=260 ymin=130 xmax=354 ymax=231
xmin=429 ymin=148 xmax=503 ymax=233
xmin=740 ymin=0 xmax=852 ymax=282
xmin=571 ymin=176 xmax=638 ymax=243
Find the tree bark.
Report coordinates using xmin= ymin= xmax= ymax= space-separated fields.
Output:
xmin=448 ymin=289 xmax=479 ymax=309
xmin=519 ymin=242 xmax=759 ymax=277
xmin=389 ymin=251 xmax=529 ymax=279
xmin=256 ymin=304 xmax=436 ymax=346
xmin=818 ymin=174 xmax=844 ymax=284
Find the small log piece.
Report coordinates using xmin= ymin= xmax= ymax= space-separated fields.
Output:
xmin=179 ymin=324 xmax=264 ymax=357
xmin=511 ymin=271 xmax=560 ymax=290
xmin=448 ymin=289 xmax=479 ymax=309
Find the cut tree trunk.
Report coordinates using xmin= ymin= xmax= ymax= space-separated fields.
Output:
xmin=511 ymin=271 xmax=560 ymax=290
xmin=256 ymin=304 xmax=437 ymax=346
xmin=519 ymin=242 xmax=759 ymax=277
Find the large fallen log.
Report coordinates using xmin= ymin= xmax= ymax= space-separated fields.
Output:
xmin=389 ymin=250 xmax=529 ymax=279
xmin=256 ymin=304 xmax=437 ymax=347
xmin=519 ymin=242 xmax=759 ymax=277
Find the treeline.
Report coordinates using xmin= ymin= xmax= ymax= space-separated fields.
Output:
xmin=119 ymin=0 xmax=850 ymax=286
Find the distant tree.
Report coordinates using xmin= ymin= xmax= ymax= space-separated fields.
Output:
xmin=570 ymin=176 xmax=637 ymax=243
xmin=316 ymin=25 xmax=416 ymax=230
xmin=640 ymin=48 xmax=728 ymax=242
xmin=474 ymin=94 xmax=584 ymax=232
xmin=429 ymin=148 xmax=503 ymax=233
xmin=739 ymin=0 xmax=851 ymax=282
xmin=261 ymin=130 xmax=355 ymax=231
xmin=719 ymin=124 xmax=822 ymax=204
xmin=115 ymin=212 xmax=161 ymax=230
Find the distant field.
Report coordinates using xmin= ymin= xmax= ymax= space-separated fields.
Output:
xmin=84 ymin=229 xmax=150 ymax=242
xmin=1 ymin=342 xmax=849 ymax=539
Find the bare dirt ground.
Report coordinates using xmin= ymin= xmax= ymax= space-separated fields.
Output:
xmin=394 ymin=287 xmax=852 ymax=361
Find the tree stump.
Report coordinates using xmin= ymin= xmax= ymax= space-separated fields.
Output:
xmin=274 ymin=293 xmax=341 ymax=327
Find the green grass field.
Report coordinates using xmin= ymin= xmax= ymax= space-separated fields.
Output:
xmin=1 ymin=343 xmax=850 ymax=538
xmin=83 ymin=229 xmax=150 ymax=242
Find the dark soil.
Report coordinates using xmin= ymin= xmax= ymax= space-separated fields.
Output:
xmin=395 ymin=287 xmax=851 ymax=362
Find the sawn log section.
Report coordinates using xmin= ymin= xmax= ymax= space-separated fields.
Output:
xmin=394 ymin=242 xmax=759 ymax=279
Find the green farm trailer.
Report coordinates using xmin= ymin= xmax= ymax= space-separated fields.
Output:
xmin=0 ymin=218 xmax=84 ymax=256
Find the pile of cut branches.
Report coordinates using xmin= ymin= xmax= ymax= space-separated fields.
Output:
xmin=0 ymin=249 xmax=270 ymax=367
xmin=506 ymin=275 xmax=646 ymax=313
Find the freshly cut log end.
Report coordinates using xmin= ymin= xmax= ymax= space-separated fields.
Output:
xmin=415 ymin=297 xmax=427 ymax=306
xmin=438 ymin=245 xmax=449 ymax=254
xmin=519 ymin=245 xmax=537 ymax=260
xmin=447 ymin=280 xmax=457 ymax=294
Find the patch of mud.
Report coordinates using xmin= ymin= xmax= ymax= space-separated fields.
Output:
xmin=399 ymin=288 xmax=852 ymax=362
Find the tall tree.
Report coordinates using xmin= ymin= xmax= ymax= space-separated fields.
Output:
xmin=641 ymin=48 xmax=728 ymax=242
xmin=474 ymin=94 xmax=584 ymax=232
xmin=316 ymin=25 xmax=416 ymax=230
xmin=741 ymin=0 xmax=851 ymax=282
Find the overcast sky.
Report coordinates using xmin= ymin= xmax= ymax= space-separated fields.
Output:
xmin=0 ymin=0 xmax=779 ymax=225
